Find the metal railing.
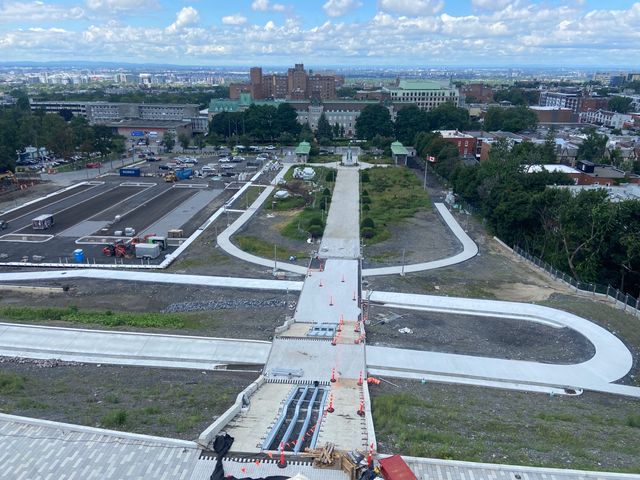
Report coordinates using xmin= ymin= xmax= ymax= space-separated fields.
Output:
xmin=513 ymin=245 xmax=640 ymax=318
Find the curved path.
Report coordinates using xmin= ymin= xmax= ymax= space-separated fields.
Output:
xmin=0 ymin=322 xmax=271 ymax=369
xmin=214 ymin=163 xmax=478 ymax=277
xmin=362 ymin=203 xmax=478 ymax=276
xmin=366 ymin=291 xmax=638 ymax=397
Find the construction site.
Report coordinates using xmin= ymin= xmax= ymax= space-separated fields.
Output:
xmin=0 ymin=153 xmax=639 ymax=480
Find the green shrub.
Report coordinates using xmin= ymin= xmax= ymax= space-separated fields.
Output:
xmin=361 ymin=217 xmax=375 ymax=229
xmin=101 ymin=409 xmax=128 ymax=428
xmin=362 ymin=227 xmax=375 ymax=239
xmin=308 ymin=225 xmax=324 ymax=238
xmin=0 ymin=373 xmax=25 ymax=394
xmin=627 ymin=414 xmax=640 ymax=428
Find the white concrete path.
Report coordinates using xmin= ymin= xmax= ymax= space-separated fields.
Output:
xmin=0 ymin=269 xmax=303 ymax=291
xmin=0 ymin=323 xmax=271 ymax=369
xmin=216 ymin=164 xmax=308 ymax=275
xmin=366 ymin=291 xmax=638 ymax=397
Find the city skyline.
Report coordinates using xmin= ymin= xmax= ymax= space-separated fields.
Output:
xmin=0 ymin=1 xmax=639 ymax=67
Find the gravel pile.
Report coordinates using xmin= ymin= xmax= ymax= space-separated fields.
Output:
xmin=164 ymin=298 xmax=287 ymax=313
xmin=0 ymin=356 xmax=84 ymax=368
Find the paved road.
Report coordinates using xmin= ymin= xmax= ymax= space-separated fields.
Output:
xmin=0 ymin=322 xmax=271 ymax=369
xmin=0 ymin=269 xmax=303 ymax=291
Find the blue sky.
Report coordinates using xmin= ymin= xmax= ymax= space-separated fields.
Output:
xmin=0 ymin=0 xmax=639 ymax=66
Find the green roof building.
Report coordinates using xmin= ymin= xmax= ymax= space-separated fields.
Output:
xmin=295 ymin=141 xmax=311 ymax=162
xmin=384 ymin=79 xmax=459 ymax=112
xmin=390 ymin=141 xmax=410 ymax=165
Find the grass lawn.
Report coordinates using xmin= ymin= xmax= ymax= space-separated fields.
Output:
xmin=234 ymin=235 xmax=309 ymax=260
xmin=361 ymin=166 xmax=430 ymax=243
xmin=276 ymin=165 xmax=335 ymax=241
xmin=0 ymin=305 xmax=186 ymax=329
xmin=373 ymin=382 xmax=640 ymax=473
xmin=359 ymin=154 xmax=393 ymax=165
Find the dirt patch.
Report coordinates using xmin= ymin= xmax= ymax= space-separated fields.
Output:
xmin=363 ymin=209 xmax=460 ymax=268
xmin=371 ymin=379 xmax=640 ymax=473
xmin=0 ymin=360 xmax=256 ymax=440
xmin=0 ymin=279 xmax=293 ymax=340
xmin=367 ymin=306 xmax=595 ymax=364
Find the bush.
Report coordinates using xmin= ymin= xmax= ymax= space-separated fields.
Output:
xmin=362 ymin=227 xmax=375 ymax=239
xmin=308 ymin=216 xmax=323 ymax=227
xmin=361 ymin=217 xmax=375 ymax=229
xmin=0 ymin=373 xmax=25 ymax=394
xmin=308 ymin=225 xmax=324 ymax=238
xmin=325 ymin=170 xmax=336 ymax=182
xmin=361 ymin=172 xmax=370 ymax=182
xmin=101 ymin=409 xmax=128 ymax=428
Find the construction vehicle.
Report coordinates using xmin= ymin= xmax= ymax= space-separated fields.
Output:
xmin=102 ymin=240 xmax=134 ymax=258
xmin=164 ymin=171 xmax=178 ymax=182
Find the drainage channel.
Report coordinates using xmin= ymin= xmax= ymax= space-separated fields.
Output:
xmin=263 ymin=385 xmax=327 ymax=453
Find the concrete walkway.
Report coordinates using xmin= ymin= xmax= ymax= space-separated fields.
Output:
xmin=215 ymin=164 xmax=308 ymax=275
xmin=0 ymin=323 xmax=271 ymax=369
xmin=0 ymin=269 xmax=303 ymax=291
xmin=366 ymin=291 xmax=638 ymax=397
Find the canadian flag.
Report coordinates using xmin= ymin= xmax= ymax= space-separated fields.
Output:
xmin=427 ymin=155 xmax=436 ymax=163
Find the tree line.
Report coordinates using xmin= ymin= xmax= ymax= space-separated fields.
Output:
xmin=0 ymin=98 xmax=124 ymax=172
xmin=355 ymin=102 xmax=538 ymax=149
xmin=435 ymin=138 xmax=640 ymax=297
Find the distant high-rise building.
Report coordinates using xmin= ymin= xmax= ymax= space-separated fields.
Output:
xmin=250 ymin=67 xmax=263 ymax=100
xmin=288 ymin=63 xmax=308 ymax=100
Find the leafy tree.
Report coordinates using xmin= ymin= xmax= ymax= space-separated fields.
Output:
xmin=275 ymin=103 xmax=301 ymax=136
xmin=493 ymin=88 xmax=539 ymax=106
xmin=355 ymin=104 xmax=393 ymax=140
xmin=316 ymin=112 xmax=333 ymax=143
xmin=58 ymin=109 xmax=74 ymax=122
xmin=394 ymin=105 xmax=428 ymax=144
xmin=483 ymin=106 xmax=537 ymax=132
xmin=425 ymin=102 xmax=471 ymax=131
xmin=244 ymin=104 xmax=277 ymax=141
xmin=608 ymin=96 xmax=633 ymax=114
xmin=336 ymin=87 xmax=357 ymax=98
xmin=178 ymin=133 xmax=191 ymax=150
xmin=577 ymin=128 xmax=607 ymax=162
xmin=162 ymin=132 xmax=175 ymax=152
xmin=299 ymin=123 xmax=314 ymax=143
xmin=194 ymin=135 xmax=206 ymax=151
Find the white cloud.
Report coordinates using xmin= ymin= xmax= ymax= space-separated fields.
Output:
xmin=272 ymin=3 xmax=286 ymax=12
xmin=0 ymin=1 xmax=85 ymax=23
xmin=86 ymin=0 xmax=159 ymax=13
xmin=471 ymin=0 xmax=513 ymax=10
xmin=378 ymin=0 xmax=444 ymax=16
xmin=251 ymin=0 xmax=269 ymax=11
xmin=323 ymin=0 xmax=362 ymax=17
xmin=1 ymin=1 xmax=640 ymax=67
xmin=166 ymin=6 xmax=199 ymax=33
xmin=222 ymin=14 xmax=247 ymax=25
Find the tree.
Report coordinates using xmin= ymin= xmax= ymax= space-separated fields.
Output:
xmin=178 ymin=133 xmax=191 ymax=150
xmin=394 ymin=104 xmax=428 ymax=144
xmin=244 ymin=104 xmax=277 ymax=141
xmin=577 ymin=128 xmax=607 ymax=162
xmin=163 ymin=132 xmax=175 ymax=152
xmin=336 ymin=87 xmax=357 ymax=98
xmin=41 ymin=114 xmax=74 ymax=157
xmin=483 ymin=106 xmax=537 ymax=132
xmin=92 ymin=124 xmax=115 ymax=156
xmin=275 ymin=103 xmax=301 ymax=136
xmin=194 ymin=135 xmax=206 ymax=151
xmin=299 ymin=123 xmax=314 ymax=143
xmin=355 ymin=104 xmax=393 ymax=140
xmin=425 ymin=102 xmax=471 ymax=131
xmin=608 ymin=96 xmax=633 ymax=114
xmin=58 ymin=109 xmax=74 ymax=122
xmin=316 ymin=113 xmax=333 ymax=143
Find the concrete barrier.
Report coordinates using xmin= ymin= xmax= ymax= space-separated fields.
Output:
xmin=198 ymin=375 xmax=266 ymax=447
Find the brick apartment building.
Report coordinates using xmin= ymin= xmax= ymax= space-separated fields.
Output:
xmin=247 ymin=64 xmax=337 ymax=101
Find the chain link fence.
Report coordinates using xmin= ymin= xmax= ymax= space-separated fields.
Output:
xmin=513 ymin=245 xmax=640 ymax=318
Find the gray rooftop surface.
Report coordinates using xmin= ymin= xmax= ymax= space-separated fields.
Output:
xmin=0 ymin=414 xmax=199 ymax=480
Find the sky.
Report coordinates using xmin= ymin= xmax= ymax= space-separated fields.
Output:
xmin=0 ymin=0 xmax=639 ymax=67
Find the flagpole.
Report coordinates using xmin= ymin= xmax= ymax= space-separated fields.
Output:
xmin=423 ymin=158 xmax=428 ymax=190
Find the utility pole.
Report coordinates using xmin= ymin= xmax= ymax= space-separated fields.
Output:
xmin=401 ymin=248 xmax=406 ymax=277
xmin=273 ymin=244 xmax=278 ymax=276
xmin=423 ymin=160 xmax=428 ymax=190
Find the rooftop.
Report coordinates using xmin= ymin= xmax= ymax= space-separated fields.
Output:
xmin=389 ymin=79 xmax=453 ymax=91
xmin=435 ymin=130 xmax=475 ymax=139
xmin=295 ymin=141 xmax=311 ymax=155
xmin=390 ymin=141 xmax=409 ymax=156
